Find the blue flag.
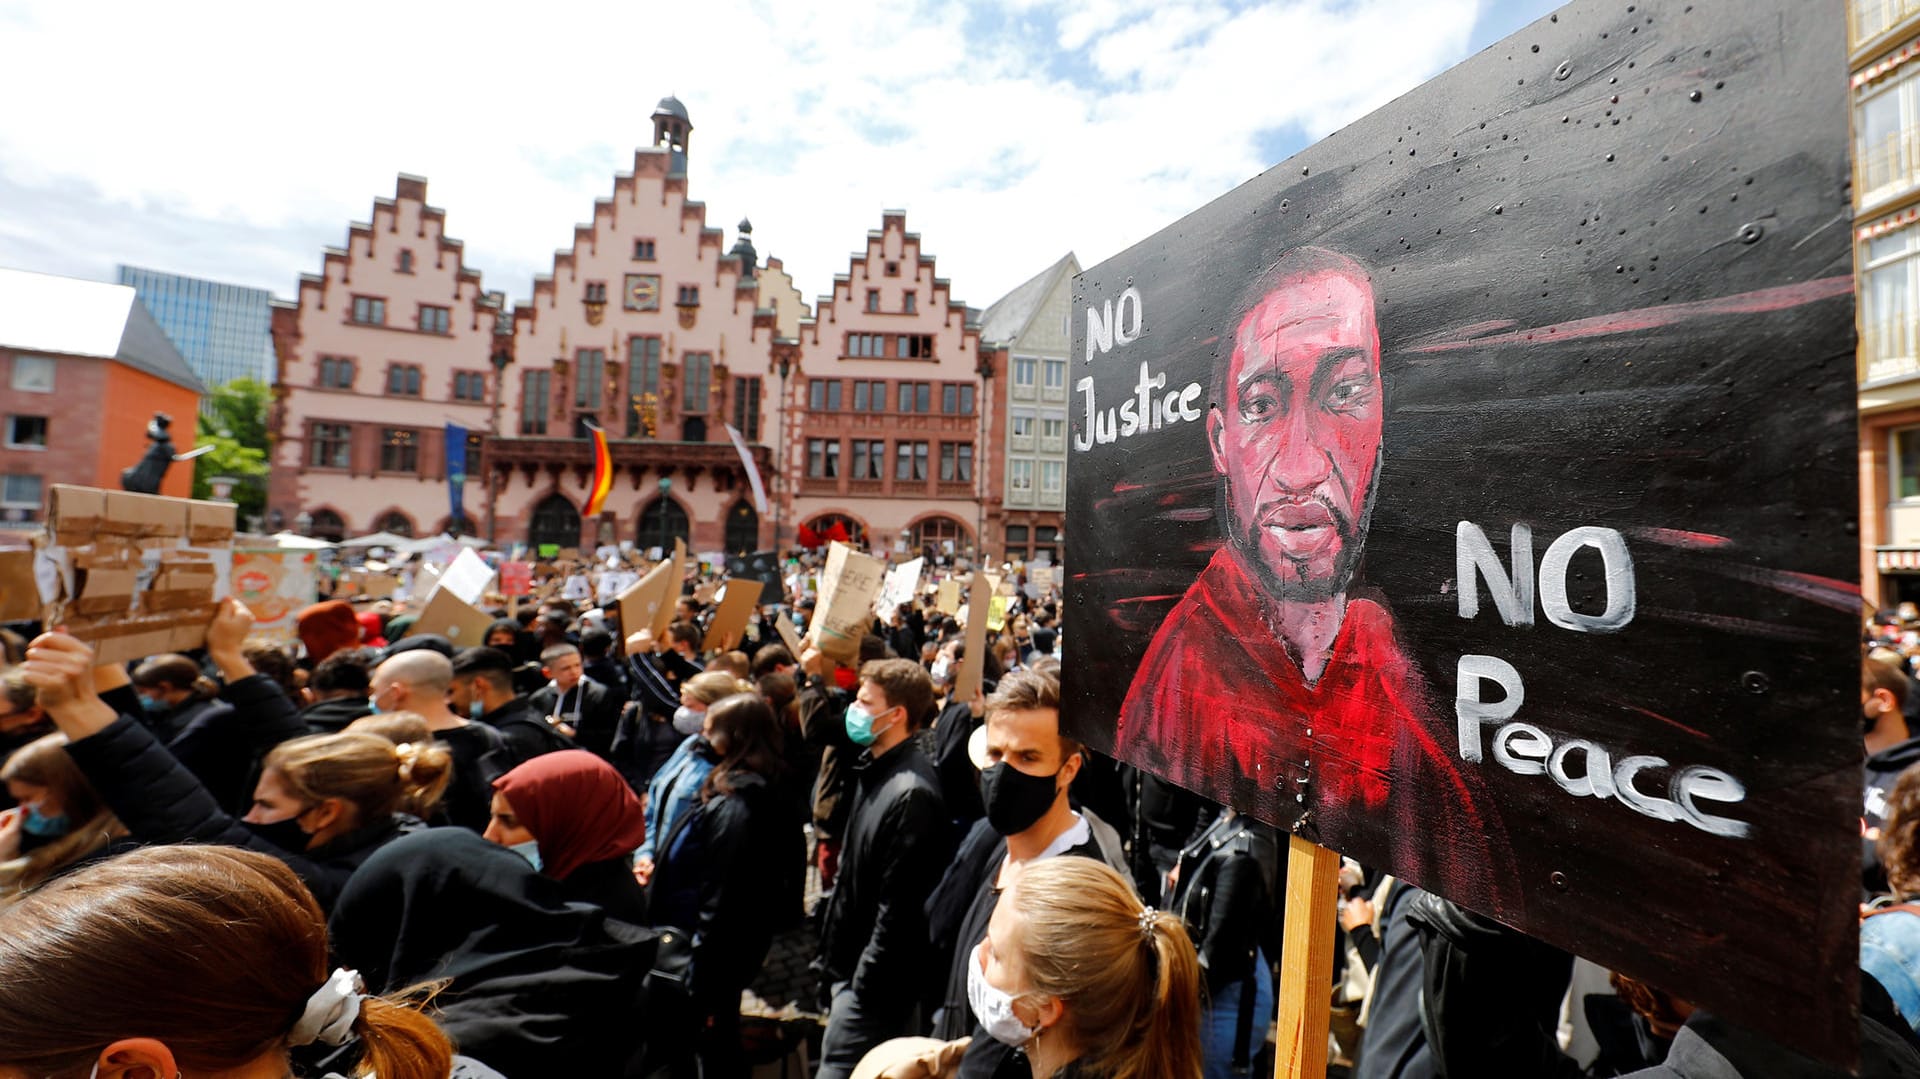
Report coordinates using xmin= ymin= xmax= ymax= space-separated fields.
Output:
xmin=445 ymin=422 xmax=468 ymax=532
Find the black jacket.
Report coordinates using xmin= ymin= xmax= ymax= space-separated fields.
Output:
xmin=1868 ymin=737 xmax=1920 ymax=893
xmin=328 ymin=828 xmax=661 ymax=1078
xmin=299 ymin=695 xmax=372 ymax=734
xmin=648 ymin=771 xmax=786 ymax=1008
xmin=1404 ymin=892 xmax=1584 ymax=1079
xmin=1617 ymin=978 xmax=1920 ymax=1078
xmin=148 ymin=693 xmax=248 ymax=810
xmin=1168 ymin=810 xmax=1282 ymax=995
xmin=559 ymin=856 xmax=648 ymax=924
xmin=930 ymin=698 xmax=985 ymax=830
xmin=799 ymin=679 xmax=856 ymax=838
xmin=816 ymin=737 xmax=951 ymax=1002
xmin=529 ymin=679 xmax=622 ymax=760
xmin=478 ymin=696 xmax=576 ymax=768
xmin=435 ymin=721 xmax=508 ymax=833
xmin=1352 ymin=881 xmax=1436 ymax=1079
xmin=63 ymin=714 xmax=418 ymax=911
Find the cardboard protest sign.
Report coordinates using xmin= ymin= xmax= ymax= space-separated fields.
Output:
xmin=934 ymin=579 xmax=962 ymax=615
xmin=0 ymin=548 xmax=40 ymax=622
xmin=808 ymin=541 xmax=885 ymax=665
xmin=706 ymin=581 xmax=763 ymax=653
xmin=404 ymin=586 xmax=493 ymax=646
xmin=656 ymin=539 xmax=688 ymax=638
xmin=1030 ymin=566 xmax=1054 ymax=590
xmin=875 ymin=557 xmax=924 ymax=618
xmin=774 ymin=612 xmax=806 ymax=660
xmin=231 ymin=549 xmax=319 ymax=641
xmin=986 ymin=595 xmax=1009 ymax=633
xmin=618 ymin=559 xmax=675 ymax=654
xmin=1061 ymin=0 xmax=1856 ymax=1062
xmin=500 ymin=561 xmax=534 ymax=597
xmin=40 ymin=485 xmax=235 ymax=664
xmin=951 ymin=572 xmax=992 ymax=707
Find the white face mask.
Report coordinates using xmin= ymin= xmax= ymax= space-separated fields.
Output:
xmin=673 ymin=705 xmax=704 ymax=736
xmin=966 ymin=940 xmax=1039 ymax=1047
xmin=931 ymin=657 xmax=953 ymax=684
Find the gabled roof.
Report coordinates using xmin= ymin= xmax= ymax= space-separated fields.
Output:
xmin=0 ymin=267 xmax=204 ymax=393
xmin=977 ymin=253 xmax=1078 ymax=346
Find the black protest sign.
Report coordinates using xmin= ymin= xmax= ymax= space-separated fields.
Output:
xmin=1062 ymin=0 xmax=1857 ymax=1063
xmin=725 ymin=549 xmax=785 ymax=606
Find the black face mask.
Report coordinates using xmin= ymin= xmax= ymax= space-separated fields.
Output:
xmin=980 ymin=761 xmax=1063 ymax=837
xmin=244 ymin=814 xmax=313 ymax=854
xmin=691 ymin=735 xmax=721 ymax=762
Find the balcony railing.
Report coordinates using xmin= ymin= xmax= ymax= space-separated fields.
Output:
xmin=1859 ymin=129 xmax=1920 ymax=205
xmin=1855 ymin=0 xmax=1920 ymax=49
xmin=1862 ymin=320 xmax=1920 ymax=383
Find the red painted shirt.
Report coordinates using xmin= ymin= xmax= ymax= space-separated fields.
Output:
xmin=1117 ymin=547 xmax=1517 ymax=918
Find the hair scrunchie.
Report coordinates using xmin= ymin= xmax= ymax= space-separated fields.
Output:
xmin=393 ymin=741 xmax=419 ymax=783
xmin=287 ymin=967 xmax=366 ymax=1047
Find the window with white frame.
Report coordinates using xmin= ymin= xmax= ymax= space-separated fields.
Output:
xmin=1 ymin=473 xmax=43 ymax=507
xmin=1863 ymin=221 xmax=1920 ymax=383
xmin=1040 ymin=417 xmax=1066 ymax=452
xmin=1010 ymin=414 xmax=1035 ymax=450
xmin=1041 ymin=459 xmax=1064 ymax=498
xmin=5 ymin=416 xmax=47 ymax=449
xmin=1859 ymin=62 xmax=1920 ymax=207
xmin=1009 ymin=458 xmax=1034 ymax=498
xmin=1041 ymin=359 xmax=1067 ymax=400
xmin=9 ymin=356 xmax=53 ymax=393
xmin=1012 ymin=358 xmax=1037 ymax=398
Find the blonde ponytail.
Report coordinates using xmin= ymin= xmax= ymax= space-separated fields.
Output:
xmin=1008 ymin=859 xmax=1205 ymax=1079
xmin=265 ymin=732 xmax=452 ymax=825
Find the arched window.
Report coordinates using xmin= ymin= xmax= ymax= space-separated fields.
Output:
xmin=724 ymin=500 xmax=759 ymax=555
xmin=911 ymin=515 xmax=968 ymax=557
xmin=308 ymin=509 xmax=346 ymax=542
xmin=528 ymin=493 xmax=581 ymax=551
xmin=375 ymin=511 xmax=415 ymax=538
xmin=682 ymin=416 xmax=707 ymax=443
xmin=637 ymin=497 xmax=690 ymax=551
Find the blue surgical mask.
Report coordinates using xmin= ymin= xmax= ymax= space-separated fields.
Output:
xmin=138 ymin=694 xmax=169 ymax=715
xmin=366 ymin=693 xmax=383 ymax=715
xmin=844 ymin=701 xmax=898 ymax=747
xmin=509 ymin=838 xmax=542 ymax=871
xmin=21 ymin=804 xmax=69 ymax=838
xmin=469 ymin=699 xmax=487 ymax=720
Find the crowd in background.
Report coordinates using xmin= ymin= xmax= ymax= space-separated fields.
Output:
xmin=3 ymin=560 xmax=1920 ymax=1077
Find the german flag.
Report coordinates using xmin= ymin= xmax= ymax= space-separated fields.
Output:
xmin=583 ymin=421 xmax=614 ymax=517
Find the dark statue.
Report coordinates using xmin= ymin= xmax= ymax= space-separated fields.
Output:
xmin=120 ymin=412 xmax=176 ymax=494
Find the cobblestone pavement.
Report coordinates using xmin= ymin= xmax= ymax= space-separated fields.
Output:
xmin=741 ymin=840 xmax=825 ymax=1023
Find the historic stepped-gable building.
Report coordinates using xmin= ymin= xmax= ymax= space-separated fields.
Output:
xmin=490 ymin=97 xmax=781 ymax=553
xmin=267 ymin=175 xmax=507 ymax=540
xmin=786 ymin=211 xmax=1005 ymax=561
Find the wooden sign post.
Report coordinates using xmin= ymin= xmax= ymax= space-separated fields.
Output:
xmin=1274 ymin=838 xmax=1340 ymax=1078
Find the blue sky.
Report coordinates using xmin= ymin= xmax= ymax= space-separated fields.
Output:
xmin=0 ymin=0 xmax=1565 ymax=312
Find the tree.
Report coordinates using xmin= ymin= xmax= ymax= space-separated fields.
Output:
xmin=193 ymin=377 xmax=272 ymax=525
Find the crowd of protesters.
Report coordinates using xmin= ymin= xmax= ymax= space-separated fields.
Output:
xmin=2 ymin=555 xmax=1920 ymax=1078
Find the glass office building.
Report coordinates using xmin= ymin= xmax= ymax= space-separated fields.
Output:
xmin=116 ymin=266 xmax=275 ymax=389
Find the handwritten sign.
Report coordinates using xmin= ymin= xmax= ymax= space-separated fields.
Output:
xmin=808 ymin=541 xmax=884 ymax=665
xmin=951 ymin=572 xmax=992 ymax=707
xmin=1061 ymin=0 xmax=1857 ymax=1063
xmin=499 ymin=561 xmax=534 ymax=597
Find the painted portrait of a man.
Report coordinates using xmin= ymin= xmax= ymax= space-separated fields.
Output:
xmin=1114 ymin=247 xmax=1508 ymax=906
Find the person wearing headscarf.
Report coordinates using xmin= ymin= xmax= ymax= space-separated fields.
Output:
xmin=298 ymin=600 xmax=363 ymax=667
xmin=329 ymin=827 xmax=663 ymax=1077
xmin=485 ymin=749 xmax=648 ymax=922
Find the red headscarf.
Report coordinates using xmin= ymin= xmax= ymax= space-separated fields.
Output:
xmin=355 ymin=610 xmax=389 ymax=649
xmin=297 ymin=601 xmax=361 ymax=664
xmin=493 ymin=750 xmax=647 ymax=881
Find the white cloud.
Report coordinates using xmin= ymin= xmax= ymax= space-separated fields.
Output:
xmin=0 ymin=0 xmax=1542 ymax=314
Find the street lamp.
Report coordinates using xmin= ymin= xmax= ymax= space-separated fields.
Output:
xmin=657 ymin=475 xmax=673 ymax=554
xmin=774 ymin=353 xmax=792 ymax=556
xmin=487 ymin=341 xmax=513 ymax=545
